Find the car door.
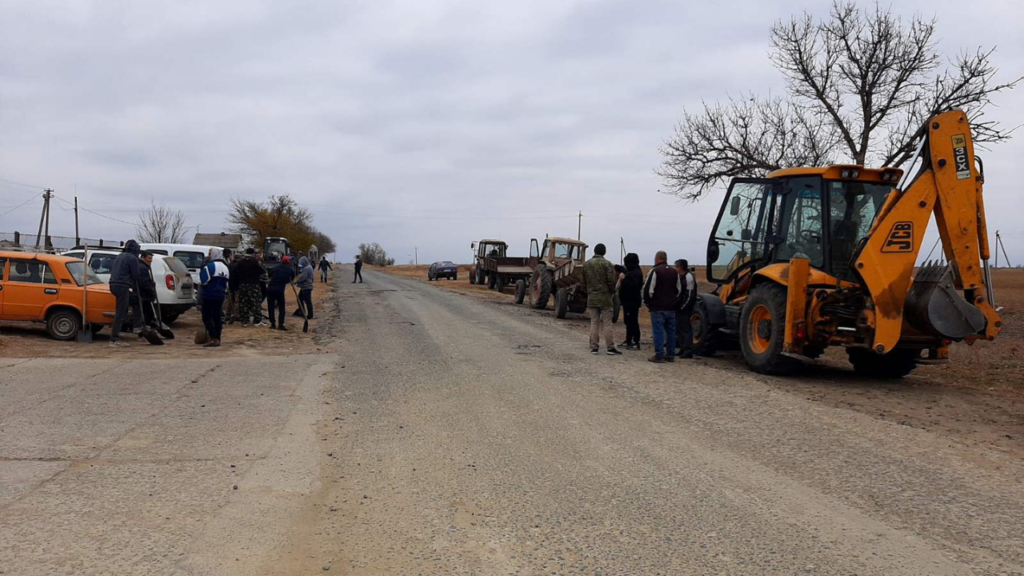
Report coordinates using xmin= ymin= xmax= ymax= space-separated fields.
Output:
xmin=2 ymin=259 xmax=60 ymax=320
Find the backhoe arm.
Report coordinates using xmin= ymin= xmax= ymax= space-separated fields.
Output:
xmin=854 ymin=109 xmax=1002 ymax=354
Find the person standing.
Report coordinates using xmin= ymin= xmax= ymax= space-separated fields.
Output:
xmin=675 ymin=259 xmax=698 ymax=359
xmin=235 ymin=248 xmax=264 ymax=326
xmin=353 ymin=254 xmax=363 ymax=283
xmin=266 ymin=255 xmax=295 ymax=330
xmin=296 ymin=256 xmax=315 ymax=319
xmin=318 ymin=256 xmax=332 ymax=283
xmin=137 ymin=251 xmax=159 ymax=330
xmin=582 ymin=243 xmax=621 ymax=355
xmin=643 ymin=251 xmax=680 ymax=363
xmin=108 ymin=239 xmax=143 ymax=347
xmin=618 ymin=252 xmax=644 ymax=350
xmin=224 ymin=249 xmax=239 ymax=324
xmin=199 ymin=248 xmax=230 ymax=347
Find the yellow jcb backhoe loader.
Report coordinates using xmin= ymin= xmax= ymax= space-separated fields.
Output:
xmin=690 ymin=109 xmax=1002 ymax=378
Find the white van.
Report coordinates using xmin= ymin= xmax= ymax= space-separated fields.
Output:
xmin=139 ymin=243 xmax=219 ymax=285
xmin=65 ymin=248 xmax=196 ymax=323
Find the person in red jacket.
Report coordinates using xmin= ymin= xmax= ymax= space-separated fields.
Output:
xmin=642 ymin=251 xmax=681 ymax=363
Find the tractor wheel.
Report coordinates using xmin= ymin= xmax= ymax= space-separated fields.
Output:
xmin=612 ymin=294 xmax=621 ymax=324
xmin=689 ymin=299 xmax=721 ymax=357
xmin=739 ymin=284 xmax=797 ymax=375
xmin=476 ymin=265 xmax=486 ymax=285
xmin=469 ymin=268 xmax=477 ymax=284
xmin=488 ymin=271 xmax=498 ymax=290
xmin=514 ymin=280 xmax=526 ymax=304
xmin=529 ymin=265 xmax=552 ymax=310
xmin=496 ymin=276 xmax=507 ymax=293
xmin=46 ymin=308 xmax=81 ymax=341
xmin=848 ymin=348 xmax=918 ymax=379
xmin=555 ymin=288 xmax=569 ymax=319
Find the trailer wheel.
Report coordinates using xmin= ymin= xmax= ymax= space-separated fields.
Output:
xmin=555 ymin=287 xmax=569 ymax=319
xmin=612 ymin=294 xmax=620 ymax=324
xmin=847 ymin=348 xmax=918 ymax=379
xmin=529 ymin=265 xmax=552 ymax=310
xmin=496 ymin=276 xmax=506 ymax=293
xmin=514 ymin=280 xmax=526 ymax=304
xmin=739 ymin=283 xmax=797 ymax=375
xmin=689 ymin=299 xmax=720 ymax=356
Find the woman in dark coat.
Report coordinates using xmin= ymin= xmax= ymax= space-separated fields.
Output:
xmin=618 ymin=253 xmax=644 ymax=350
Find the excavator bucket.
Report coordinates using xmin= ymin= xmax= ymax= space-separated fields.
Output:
xmin=905 ymin=261 xmax=986 ymax=340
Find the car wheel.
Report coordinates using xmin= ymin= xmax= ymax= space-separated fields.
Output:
xmin=46 ymin=308 xmax=81 ymax=341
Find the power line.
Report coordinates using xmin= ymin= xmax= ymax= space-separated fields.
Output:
xmin=51 ymin=194 xmax=137 ymax=227
xmin=0 ymin=195 xmax=40 ymax=218
xmin=0 ymin=176 xmax=45 ymax=190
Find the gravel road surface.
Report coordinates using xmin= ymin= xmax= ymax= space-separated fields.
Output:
xmin=2 ymin=267 xmax=1022 ymax=575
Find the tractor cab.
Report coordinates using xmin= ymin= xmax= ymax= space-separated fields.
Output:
xmin=263 ymin=236 xmax=292 ymax=269
xmin=707 ymin=166 xmax=903 ymax=287
xmin=530 ymin=237 xmax=587 ymax=269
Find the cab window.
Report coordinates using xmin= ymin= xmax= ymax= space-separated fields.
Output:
xmin=9 ymin=260 xmax=58 ymax=285
xmin=773 ymin=176 xmax=825 ymax=267
xmin=553 ymin=243 xmax=579 ymax=260
xmin=709 ymin=180 xmax=775 ymax=282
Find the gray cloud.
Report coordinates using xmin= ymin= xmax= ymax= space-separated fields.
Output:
xmin=1 ymin=0 xmax=1021 ymax=264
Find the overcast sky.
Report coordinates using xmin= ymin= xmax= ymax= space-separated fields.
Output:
xmin=1 ymin=0 xmax=1022 ymax=266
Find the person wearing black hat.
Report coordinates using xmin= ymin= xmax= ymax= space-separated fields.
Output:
xmin=266 ymin=255 xmax=296 ymax=330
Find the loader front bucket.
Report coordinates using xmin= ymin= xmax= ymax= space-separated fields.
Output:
xmin=905 ymin=261 xmax=986 ymax=340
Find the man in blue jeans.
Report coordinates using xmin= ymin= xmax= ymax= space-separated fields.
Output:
xmin=642 ymin=250 xmax=681 ymax=363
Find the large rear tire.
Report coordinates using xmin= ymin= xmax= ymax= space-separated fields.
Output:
xmin=689 ymin=298 xmax=721 ymax=356
xmin=529 ymin=265 xmax=552 ymax=310
xmin=514 ymin=280 xmax=526 ymax=304
xmin=488 ymin=271 xmax=498 ymax=290
xmin=848 ymin=348 xmax=918 ymax=379
xmin=555 ymin=287 xmax=569 ymax=319
xmin=469 ymin=268 xmax=477 ymax=284
xmin=496 ymin=276 xmax=507 ymax=293
xmin=477 ymin=265 xmax=487 ymax=285
xmin=739 ymin=283 xmax=797 ymax=375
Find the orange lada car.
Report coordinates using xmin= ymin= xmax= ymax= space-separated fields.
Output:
xmin=0 ymin=251 xmax=117 ymax=340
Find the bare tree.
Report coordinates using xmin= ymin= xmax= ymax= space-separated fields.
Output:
xmin=358 ymin=242 xmax=395 ymax=266
xmin=659 ymin=1 xmax=1020 ymax=200
xmin=137 ymin=200 xmax=188 ymax=243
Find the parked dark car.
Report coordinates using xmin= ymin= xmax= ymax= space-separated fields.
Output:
xmin=428 ymin=261 xmax=458 ymax=281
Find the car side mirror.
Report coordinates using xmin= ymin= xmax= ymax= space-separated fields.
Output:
xmin=730 ymin=196 xmax=741 ymax=216
xmin=708 ymin=241 xmax=720 ymax=264
xmin=741 ymin=228 xmax=752 ymax=241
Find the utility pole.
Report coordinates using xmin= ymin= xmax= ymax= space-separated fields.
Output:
xmin=995 ymin=231 xmax=1000 ymax=268
xmin=74 ymin=196 xmax=80 ymax=246
xmin=995 ymin=230 xmax=1011 ymax=268
xmin=577 ymin=211 xmax=582 ymax=240
xmin=34 ymin=189 xmax=52 ymax=249
xmin=415 ymin=247 xmax=418 ymax=265
xmin=620 ymin=237 xmax=625 ymax=265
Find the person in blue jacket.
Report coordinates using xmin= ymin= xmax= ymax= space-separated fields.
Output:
xmin=199 ymin=248 xmax=230 ymax=347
